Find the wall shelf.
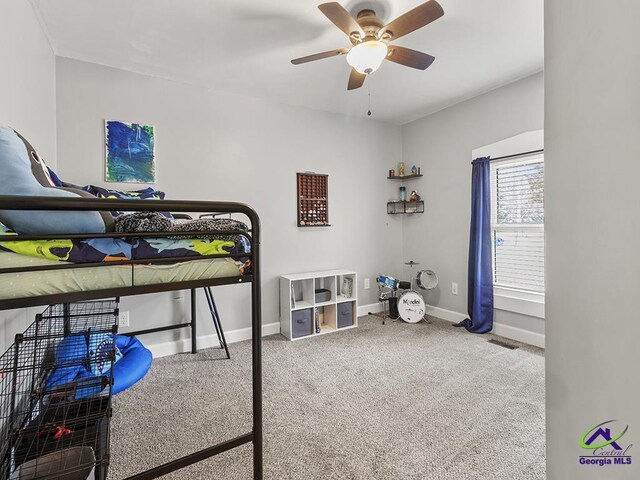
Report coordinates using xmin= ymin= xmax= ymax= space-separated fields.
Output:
xmin=387 ymin=201 xmax=424 ymax=215
xmin=387 ymin=174 xmax=423 ymax=180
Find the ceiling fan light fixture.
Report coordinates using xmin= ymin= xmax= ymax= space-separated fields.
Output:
xmin=346 ymin=40 xmax=388 ymax=74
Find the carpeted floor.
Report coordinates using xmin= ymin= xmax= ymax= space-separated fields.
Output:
xmin=109 ymin=316 xmax=545 ymax=479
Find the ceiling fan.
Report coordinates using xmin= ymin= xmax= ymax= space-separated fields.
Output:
xmin=291 ymin=1 xmax=444 ymax=90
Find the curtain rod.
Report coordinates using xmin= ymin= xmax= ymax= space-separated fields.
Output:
xmin=488 ymin=149 xmax=544 ymax=162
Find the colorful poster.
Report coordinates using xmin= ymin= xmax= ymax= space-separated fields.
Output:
xmin=105 ymin=120 xmax=155 ymax=183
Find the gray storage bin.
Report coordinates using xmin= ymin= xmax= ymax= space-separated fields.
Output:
xmin=337 ymin=302 xmax=354 ymax=328
xmin=292 ymin=308 xmax=313 ymax=338
xmin=315 ymin=289 xmax=331 ymax=303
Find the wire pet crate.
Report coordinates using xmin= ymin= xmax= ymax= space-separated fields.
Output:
xmin=0 ymin=300 xmax=119 ymax=480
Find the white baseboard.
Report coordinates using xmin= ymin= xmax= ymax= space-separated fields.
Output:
xmin=148 ymin=321 xmax=281 ymax=358
xmin=358 ymin=302 xmax=382 ymax=317
xmin=491 ymin=323 xmax=545 ymax=349
xmin=425 ymin=305 xmax=467 ymax=323
xmin=425 ymin=304 xmax=545 ymax=349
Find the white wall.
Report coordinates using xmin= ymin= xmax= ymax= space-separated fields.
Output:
xmin=400 ymin=72 xmax=544 ymax=340
xmin=54 ymin=57 xmax=403 ymax=350
xmin=545 ymin=1 xmax=640 ymax=478
xmin=0 ymin=0 xmax=57 ymax=351
xmin=0 ymin=0 xmax=56 ymax=163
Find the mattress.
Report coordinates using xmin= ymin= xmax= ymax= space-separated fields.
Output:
xmin=0 ymin=250 xmax=244 ymax=301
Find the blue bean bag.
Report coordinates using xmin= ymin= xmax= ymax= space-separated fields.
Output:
xmin=113 ymin=335 xmax=153 ymax=395
xmin=46 ymin=332 xmax=152 ymax=398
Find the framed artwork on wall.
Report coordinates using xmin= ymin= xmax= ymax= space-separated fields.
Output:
xmin=105 ymin=120 xmax=156 ymax=183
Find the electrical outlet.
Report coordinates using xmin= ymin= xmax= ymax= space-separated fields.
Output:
xmin=173 ymin=291 xmax=184 ymax=300
xmin=364 ymin=278 xmax=370 ymax=289
xmin=119 ymin=311 xmax=130 ymax=327
xmin=452 ymin=282 xmax=458 ymax=295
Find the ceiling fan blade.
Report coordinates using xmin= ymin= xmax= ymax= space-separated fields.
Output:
xmin=347 ymin=69 xmax=366 ymax=90
xmin=386 ymin=46 xmax=435 ymax=70
xmin=380 ymin=0 xmax=444 ymax=40
xmin=291 ymin=48 xmax=349 ymax=65
xmin=318 ymin=2 xmax=364 ymax=38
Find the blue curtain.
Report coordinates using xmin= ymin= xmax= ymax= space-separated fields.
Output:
xmin=455 ymin=156 xmax=493 ymax=333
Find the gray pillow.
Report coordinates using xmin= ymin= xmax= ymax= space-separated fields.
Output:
xmin=0 ymin=126 xmax=113 ymax=235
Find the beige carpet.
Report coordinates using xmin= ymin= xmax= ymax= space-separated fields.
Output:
xmin=109 ymin=315 xmax=545 ymax=479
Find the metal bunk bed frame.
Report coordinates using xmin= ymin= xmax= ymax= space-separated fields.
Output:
xmin=0 ymin=195 xmax=263 ymax=479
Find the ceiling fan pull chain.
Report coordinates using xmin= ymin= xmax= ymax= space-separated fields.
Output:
xmin=367 ymin=81 xmax=372 ymax=116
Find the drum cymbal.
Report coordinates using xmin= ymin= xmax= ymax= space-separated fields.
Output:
xmin=404 ymin=260 xmax=420 ymax=266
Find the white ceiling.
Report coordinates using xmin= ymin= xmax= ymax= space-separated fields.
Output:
xmin=31 ymin=0 xmax=543 ymax=124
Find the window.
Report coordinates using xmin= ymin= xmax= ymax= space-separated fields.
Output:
xmin=491 ymin=152 xmax=544 ymax=293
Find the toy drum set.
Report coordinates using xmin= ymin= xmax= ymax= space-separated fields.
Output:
xmin=374 ymin=262 xmax=439 ymax=324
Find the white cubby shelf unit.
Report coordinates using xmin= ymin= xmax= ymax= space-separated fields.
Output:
xmin=280 ymin=270 xmax=358 ymax=341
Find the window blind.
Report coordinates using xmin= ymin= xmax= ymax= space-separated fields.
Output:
xmin=491 ymin=155 xmax=544 ymax=292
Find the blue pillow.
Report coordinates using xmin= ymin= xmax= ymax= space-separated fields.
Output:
xmin=0 ymin=126 xmax=110 ymax=235
xmin=88 ymin=332 xmax=124 ymax=375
